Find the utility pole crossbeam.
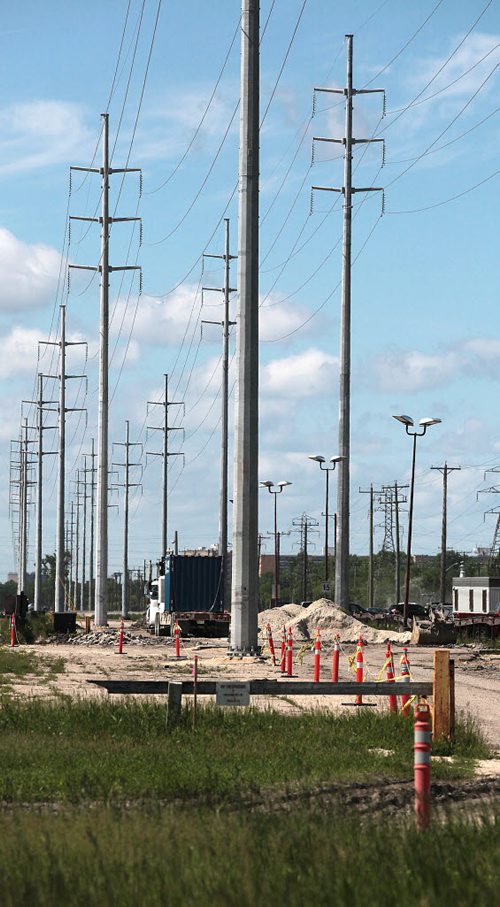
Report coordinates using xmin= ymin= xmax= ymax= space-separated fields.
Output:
xmin=69 ymin=113 xmax=141 ymax=626
xmin=113 ymin=421 xmax=143 ymax=618
xmin=231 ymin=0 xmax=260 ymax=652
xmin=431 ymin=464 xmax=461 ymax=607
xmin=147 ymin=374 xmax=184 ymax=559
xmin=202 ymin=217 xmax=237 ymax=609
xmin=312 ymin=36 xmax=385 ymax=612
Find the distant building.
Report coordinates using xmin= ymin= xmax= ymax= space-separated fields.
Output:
xmin=6 ymin=572 xmax=18 ymax=584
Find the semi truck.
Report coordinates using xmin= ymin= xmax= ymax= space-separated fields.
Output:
xmin=145 ymin=552 xmax=230 ymax=637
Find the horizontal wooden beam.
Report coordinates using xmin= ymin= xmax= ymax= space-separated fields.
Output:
xmin=88 ymin=679 xmax=433 ymax=697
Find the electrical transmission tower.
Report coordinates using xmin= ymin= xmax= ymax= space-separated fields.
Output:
xmin=40 ymin=305 xmax=87 ymax=613
xmin=147 ymin=374 xmax=184 ymax=559
xmin=478 ymin=466 xmax=500 ymax=570
xmin=22 ymin=374 xmax=57 ymax=611
xmin=83 ymin=440 xmax=96 ymax=613
xmin=312 ymin=35 xmax=385 ymax=611
xmin=10 ymin=420 xmax=36 ymax=600
xmin=202 ymin=217 xmax=237 ymax=607
xmin=69 ymin=112 xmax=142 ymax=626
xmin=431 ymin=463 xmax=461 ymax=605
xmin=291 ymin=513 xmax=319 ymax=603
xmin=113 ymin=421 xmax=143 ymax=618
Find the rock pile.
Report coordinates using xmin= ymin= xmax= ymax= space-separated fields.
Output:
xmin=49 ymin=628 xmax=169 ymax=647
xmin=258 ymin=598 xmax=411 ymax=645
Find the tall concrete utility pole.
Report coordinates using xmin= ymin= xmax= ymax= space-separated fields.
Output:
xmin=70 ymin=113 xmax=141 ymax=625
xmin=113 ymin=420 xmax=142 ymax=618
xmin=431 ymin=464 xmax=460 ymax=607
xmin=73 ymin=471 xmax=82 ymax=611
xmin=312 ymin=37 xmax=384 ymax=610
xmin=147 ymin=374 xmax=183 ymax=558
xmin=80 ymin=460 xmax=87 ymax=612
xmin=202 ymin=217 xmax=237 ymax=604
xmin=18 ymin=419 xmax=29 ymax=596
xmin=231 ymin=0 xmax=260 ymax=651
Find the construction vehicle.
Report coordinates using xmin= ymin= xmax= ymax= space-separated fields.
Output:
xmin=145 ymin=552 xmax=230 ymax=637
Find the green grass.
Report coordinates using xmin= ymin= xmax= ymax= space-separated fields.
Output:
xmin=0 ymin=806 xmax=498 ymax=906
xmin=0 ymin=698 xmax=491 ymax=804
xmin=0 ymin=613 xmax=57 ymax=645
xmin=0 ymin=649 xmax=65 ymax=683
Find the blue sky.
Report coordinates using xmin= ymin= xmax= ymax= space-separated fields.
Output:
xmin=1 ymin=0 xmax=500 ymax=584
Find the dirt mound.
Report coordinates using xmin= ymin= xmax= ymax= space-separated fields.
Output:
xmin=258 ymin=599 xmax=410 ymax=645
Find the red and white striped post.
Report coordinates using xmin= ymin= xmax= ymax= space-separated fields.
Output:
xmin=118 ymin=618 xmax=124 ymax=655
xmin=286 ymin=626 xmax=293 ymax=677
xmin=355 ymin=635 xmax=364 ymax=705
xmin=174 ymin=621 xmax=181 ymax=658
xmin=332 ymin=635 xmax=340 ymax=683
xmin=266 ymin=622 xmax=276 ymax=666
xmin=386 ymin=641 xmax=397 ymax=713
xmin=280 ymin=626 xmax=286 ymax=674
xmin=313 ymin=628 xmax=321 ymax=682
xmin=10 ymin=613 xmax=15 ymax=648
xmin=400 ymin=647 xmax=411 ymax=715
xmin=414 ymin=700 xmax=432 ymax=829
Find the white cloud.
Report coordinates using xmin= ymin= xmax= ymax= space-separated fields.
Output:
xmin=0 ymin=100 xmax=93 ymax=177
xmin=110 ymin=285 xmax=201 ymax=347
xmin=371 ymin=347 xmax=459 ymax=392
xmin=0 ymin=326 xmax=41 ymax=378
xmin=261 ymin=347 xmax=338 ymax=398
xmin=0 ymin=227 xmax=61 ymax=310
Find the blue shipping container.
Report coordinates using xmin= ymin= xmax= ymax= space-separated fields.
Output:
xmin=164 ymin=555 xmax=224 ymax=614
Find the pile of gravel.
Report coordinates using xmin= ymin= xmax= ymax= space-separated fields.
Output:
xmin=48 ymin=629 xmax=169 ymax=647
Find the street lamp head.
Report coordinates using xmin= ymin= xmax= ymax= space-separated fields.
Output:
xmin=419 ymin=417 xmax=442 ymax=428
xmin=308 ymin=454 xmax=325 ymax=463
xmin=393 ymin=414 xmax=414 ymax=427
xmin=277 ymin=480 xmax=292 ymax=489
xmin=260 ymin=481 xmax=273 ymax=488
xmin=330 ymin=455 xmax=345 ymax=464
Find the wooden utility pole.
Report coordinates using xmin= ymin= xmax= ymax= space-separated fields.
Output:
xmin=431 ymin=464 xmax=461 ymax=606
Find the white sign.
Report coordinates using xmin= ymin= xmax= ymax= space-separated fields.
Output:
xmin=216 ymin=681 xmax=251 ymax=707
xmin=322 ymin=581 xmax=331 ymax=595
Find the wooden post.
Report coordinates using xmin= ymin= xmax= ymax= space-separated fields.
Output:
xmin=433 ymin=649 xmax=450 ymax=740
xmin=193 ymin=656 xmax=198 ymax=729
xmin=166 ymin=681 xmax=183 ymax=729
xmin=449 ymin=658 xmax=455 ymax=742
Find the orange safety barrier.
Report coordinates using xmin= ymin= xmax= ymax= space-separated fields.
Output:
xmin=386 ymin=641 xmax=397 ymax=713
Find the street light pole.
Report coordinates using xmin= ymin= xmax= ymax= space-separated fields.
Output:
xmin=308 ymin=455 xmax=343 ymax=592
xmin=393 ymin=415 xmax=441 ymax=628
xmin=260 ymin=480 xmax=292 ymax=607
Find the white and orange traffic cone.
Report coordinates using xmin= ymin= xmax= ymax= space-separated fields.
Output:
xmin=355 ymin=635 xmax=364 ymax=705
xmin=280 ymin=626 xmax=286 ymax=674
xmin=414 ymin=700 xmax=432 ymax=829
xmin=286 ymin=626 xmax=293 ymax=677
xmin=118 ymin=618 xmax=124 ymax=655
xmin=313 ymin=628 xmax=321 ymax=683
xmin=400 ymin=647 xmax=411 ymax=715
xmin=266 ymin=622 xmax=276 ymax=666
xmin=386 ymin=641 xmax=397 ymax=713
xmin=331 ymin=635 xmax=340 ymax=683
